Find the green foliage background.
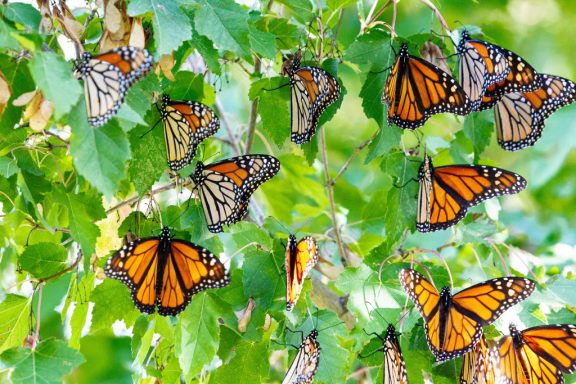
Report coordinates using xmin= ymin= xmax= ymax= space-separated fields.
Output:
xmin=1 ymin=0 xmax=575 ymax=383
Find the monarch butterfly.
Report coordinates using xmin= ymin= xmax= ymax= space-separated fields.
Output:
xmin=74 ymin=46 xmax=153 ymax=126
xmin=492 ymin=74 xmax=576 ymax=151
xmin=492 ymin=323 xmax=576 ymax=383
xmin=282 ymin=52 xmax=341 ymax=144
xmin=476 ymin=48 xmax=540 ymax=111
xmin=382 ymin=44 xmax=472 ymax=129
xmin=399 ymin=268 xmax=535 ymax=362
xmin=460 ymin=334 xmax=496 ymax=384
xmin=457 ymin=31 xmax=510 ymax=110
xmin=282 ymin=329 xmax=320 ymax=384
xmin=416 ymin=155 xmax=527 ymax=232
xmin=104 ymin=226 xmax=230 ymax=316
xmin=286 ymin=235 xmax=318 ymax=311
xmin=365 ymin=324 xmax=409 ymax=384
xmin=158 ymin=94 xmax=220 ymax=171
xmin=190 ymin=155 xmax=280 ymax=233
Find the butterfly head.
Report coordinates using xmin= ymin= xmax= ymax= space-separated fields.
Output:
xmin=74 ymin=52 xmax=93 ymax=78
xmin=161 ymin=93 xmax=171 ymax=106
xmin=191 ymin=161 xmax=205 ymax=182
xmin=440 ymin=286 xmax=452 ymax=304
xmin=461 ymin=30 xmax=471 ymax=41
xmin=309 ymin=329 xmax=319 ymax=340
xmin=282 ymin=51 xmax=302 ymax=76
xmin=398 ymin=44 xmax=410 ymax=58
xmin=385 ymin=323 xmax=398 ymax=339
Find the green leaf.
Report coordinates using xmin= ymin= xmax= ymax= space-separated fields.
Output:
xmin=274 ymin=0 xmax=315 ymax=23
xmin=127 ymin=120 xmax=166 ymax=195
xmin=2 ymin=3 xmax=41 ymax=31
xmin=18 ymin=243 xmax=68 ymax=279
xmin=52 ymin=186 xmax=104 ymax=263
xmin=68 ymin=102 xmax=131 ymax=198
xmin=248 ymin=14 xmax=277 ymax=59
xmin=365 ymin=125 xmax=402 ymax=163
xmin=0 ymin=295 xmax=31 ymax=354
xmin=90 ymin=279 xmax=141 ymax=332
xmin=0 ymin=19 xmax=20 ymax=50
xmin=0 ymin=157 xmax=18 ymax=178
xmin=250 ymin=77 xmax=290 ymax=147
xmin=242 ymin=248 xmax=283 ymax=309
xmin=175 ymin=293 xmax=221 ymax=380
xmin=68 ymin=274 xmax=95 ymax=349
xmin=0 ymin=339 xmax=85 ymax=384
xmin=28 ymin=51 xmax=82 ymax=119
xmin=127 ymin=0 xmax=191 ymax=55
xmin=359 ymin=71 xmax=387 ymax=127
xmin=463 ymin=110 xmax=494 ymax=158
xmin=194 ymin=0 xmax=251 ymax=59
xmin=345 ymin=30 xmax=391 ymax=69
xmin=211 ymin=339 xmax=270 ymax=383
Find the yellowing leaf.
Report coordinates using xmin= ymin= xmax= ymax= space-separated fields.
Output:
xmin=129 ymin=17 xmax=145 ymax=48
xmin=12 ymin=90 xmax=36 ymax=106
xmin=104 ymin=0 xmax=123 ymax=34
xmin=158 ymin=54 xmax=175 ymax=81
xmin=22 ymin=91 xmax=52 ymax=131
xmin=0 ymin=70 xmax=11 ymax=117
xmin=95 ymin=214 xmax=123 ymax=259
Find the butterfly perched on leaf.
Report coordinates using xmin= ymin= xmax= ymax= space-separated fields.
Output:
xmin=399 ymin=268 xmax=535 ymax=361
xmin=456 ymin=30 xmax=510 ymax=110
xmin=104 ymin=226 xmax=230 ymax=316
xmin=282 ymin=329 xmax=320 ymax=384
xmin=476 ymin=48 xmax=540 ymax=111
xmin=158 ymin=94 xmax=220 ymax=171
xmin=416 ymin=155 xmax=527 ymax=232
xmin=382 ymin=43 xmax=472 ymax=129
xmin=365 ymin=324 xmax=409 ymax=384
xmin=285 ymin=235 xmax=318 ymax=311
xmin=190 ymin=155 xmax=280 ymax=233
xmin=460 ymin=333 xmax=496 ymax=384
xmin=492 ymin=323 xmax=576 ymax=384
xmin=74 ymin=46 xmax=153 ymax=126
xmin=282 ymin=51 xmax=341 ymax=144
xmin=490 ymin=74 xmax=576 ymax=151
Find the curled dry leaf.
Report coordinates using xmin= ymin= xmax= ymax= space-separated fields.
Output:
xmin=99 ymin=0 xmax=131 ymax=50
xmin=262 ymin=313 xmax=272 ymax=331
xmin=237 ymin=297 xmax=256 ymax=333
xmin=420 ymin=41 xmax=450 ymax=74
xmin=0 ymin=70 xmax=11 ymax=117
xmin=129 ymin=18 xmax=145 ymax=48
xmin=37 ymin=0 xmax=53 ymax=33
xmin=17 ymin=90 xmax=53 ymax=131
xmin=158 ymin=54 xmax=176 ymax=81
xmin=104 ymin=0 xmax=122 ymax=34
xmin=52 ymin=2 xmax=84 ymax=47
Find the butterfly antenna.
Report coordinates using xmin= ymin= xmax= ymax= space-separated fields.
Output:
xmin=317 ymin=320 xmax=345 ymax=333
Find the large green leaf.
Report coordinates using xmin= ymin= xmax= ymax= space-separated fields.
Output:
xmin=28 ymin=51 xmax=82 ymax=119
xmin=18 ymin=243 xmax=68 ymax=279
xmin=211 ymin=339 xmax=270 ymax=383
xmin=0 ymin=295 xmax=31 ymax=354
xmin=127 ymin=0 xmax=191 ymax=55
xmin=0 ymin=339 xmax=85 ymax=384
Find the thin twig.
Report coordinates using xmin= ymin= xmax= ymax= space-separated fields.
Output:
xmin=497 ymin=241 xmax=540 ymax=283
xmin=485 ymin=239 xmax=511 ymax=276
xmin=329 ymin=130 xmax=378 ymax=186
xmin=420 ymin=0 xmax=451 ymax=34
xmin=39 ymin=251 xmax=83 ymax=284
xmin=254 ymin=129 xmax=275 ymax=156
xmin=319 ymin=126 xmax=349 ymax=264
xmin=330 ymin=8 xmax=344 ymax=56
xmin=34 ymin=285 xmax=43 ymax=343
xmin=245 ymin=58 xmax=262 ymax=154
xmin=214 ymin=98 xmax=242 ymax=156
xmin=416 ymin=248 xmax=454 ymax=290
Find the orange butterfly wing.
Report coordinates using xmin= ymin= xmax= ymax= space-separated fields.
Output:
xmin=383 ymin=324 xmax=409 ymax=384
xmin=417 ymin=156 xmax=527 ymax=232
xmin=285 ymin=235 xmax=318 ymax=311
xmin=383 ymin=44 xmax=472 ymax=129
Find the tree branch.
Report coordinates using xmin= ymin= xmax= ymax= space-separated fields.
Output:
xmin=310 ymin=276 xmax=356 ymax=329
xmin=329 ymin=130 xmax=378 ymax=186
xmin=319 ymin=126 xmax=349 ymax=265
xmin=244 ymin=57 xmax=261 ymax=154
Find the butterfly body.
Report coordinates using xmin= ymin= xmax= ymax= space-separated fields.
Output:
xmin=190 ymin=155 xmax=280 ymax=233
xmin=283 ymin=53 xmax=341 ymax=144
xmin=416 ymin=155 xmax=527 ymax=232
xmin=399 ymin=268 xmax=535 ymax=362
xmin=285 ymin=235 xmax=318 ymax=311
xmin=74 ymin=46 xmax=153 ymax=126
xmin=460 ymin=334 xmax=495 ymax=384
xmin=283 ymin=329 xmax=320 ymax=384
xmin=105 ymin=227 xmax=230 ymax=316
xmin=159 ymin=94 xmax=220 ymax=171
xmin=383 ymin=44 xmax=472 ymax=129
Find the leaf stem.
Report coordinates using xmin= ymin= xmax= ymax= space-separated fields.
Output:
xmin=214 ymin=98 xmax=242 ymax=156
xmin=329 ymin=130 xmax=378 ymax=186
xmin=420 ymin=0 xmax=451 ymax=34
xmin=319 ymin=126 xmax=349 ymax=264
xmin=244 ymin=58 xmax=262 ymax=154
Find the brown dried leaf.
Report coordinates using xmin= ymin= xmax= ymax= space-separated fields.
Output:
xmin=52 ymin=4 xmax=83 ymax=47
xmin=13 ymin=90 xmax=37 ymax=107
xmin=0 ymin=70 xmax=12 ymax=117
xmin=129 ymin=18 xmax=145 ymax=48
xmin=159 ymin=54 xmax=176 ymax=81
xmin=104 ymin=0 xmax=122 ymax=34
xmin=99 ymin=0 xmax=131 ymax=50
xmin=420 ymin=41 xmax=451 ymax=74
xmin=237 ymin=298 xmax=256 ymax=333
xmin=37 ymin=0 xmax=53 ymax=33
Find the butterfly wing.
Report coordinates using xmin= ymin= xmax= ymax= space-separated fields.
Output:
xmin=460 ymin=334 xmax=489 ymax=384
xmin=417 ymin=156 xmax=527 ymax=232
xmin=522 ymin=325 xmax=576 ymax=374
xmin=476 ymin=49 xmax=540 ymax=111
xmin=282 ymin=330 xmax=321 ymax=384
xmin=105 ymin=236 xmax=162 ymax=314
xmin=383 ymin=325 xmax=409 ymax=384
xmin=161 ymin=96 xmax=220 ymax=171
xmin=290 ymin=66 xmax=340 ymax=144
xmin=495 ymin=74 xmax=576 ymax=151
xmin=192 ymin=155 xmax=280 ymax=233
xmin=457 ymin=32 xmax=510 ymax=109
xmin=383 ymin=45 xmax=472 ymax=129
xmin=286 ymin=236 xmax=318 ymax=311
xmin=74 ymin=47 xmax=153 ymax=126
xmin=157 ymin=239 xmax=230 ymax=316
